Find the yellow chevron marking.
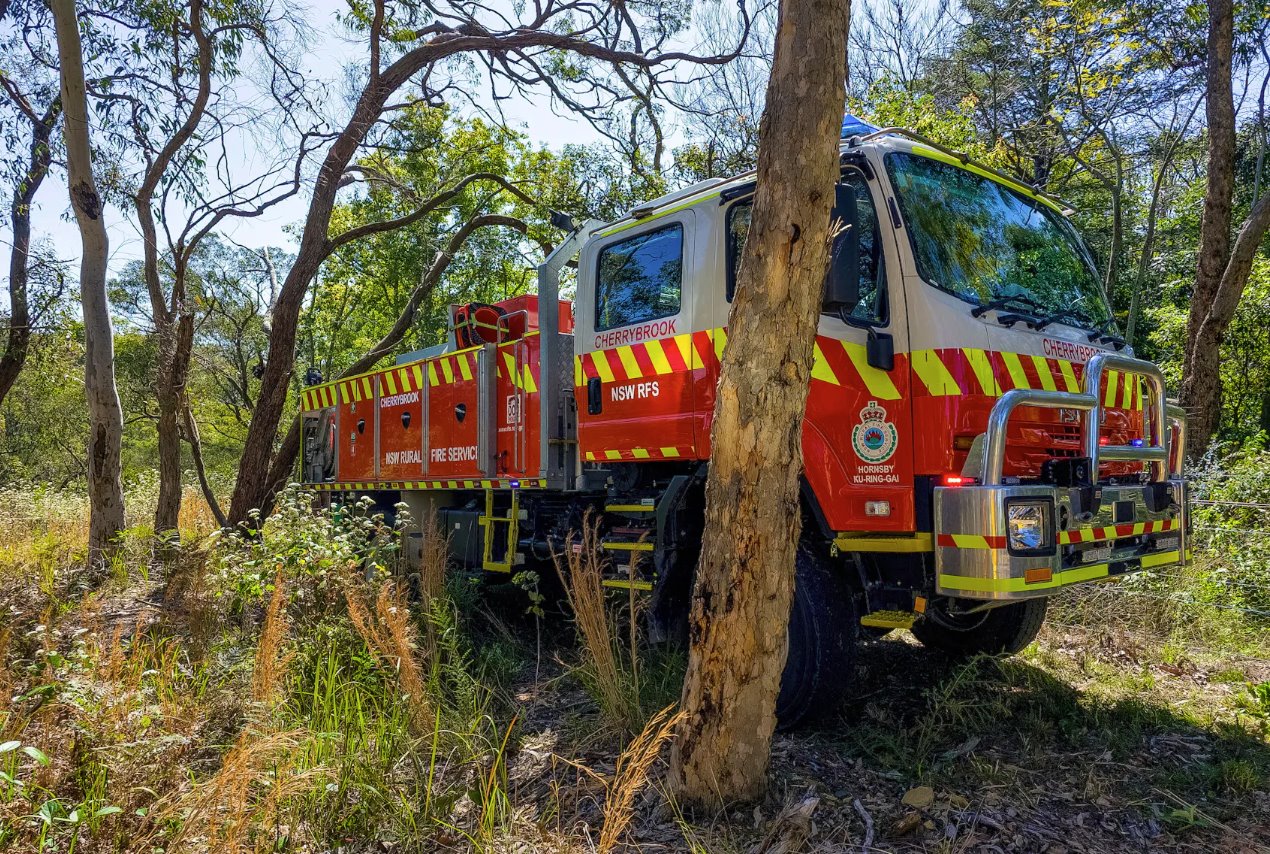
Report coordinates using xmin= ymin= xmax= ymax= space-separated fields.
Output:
xmin=440 ymin=358 xmax=455 ymax=384
xmin=811 ymin=342 xmax=840 ymax=385
xmin=411 ymin=364 xmax=423 ymax=389
xmin=843 ymin=341 xmax=902 ymax=399
xmin=631 ymin=448 xmax=651 ymax=459
xmin=353 ymin=379 xmax=366 ymax=403
xmin=1132 ymin=522 xmax=1146 ymax=535
xmin=427 ymin=363 xmax=439 ymax=386
xmin=324 ymin=386 xmax=336 ymax=407
xmin=713 ymin=327 xmax=728 ymax=361
xmin=585 ymin=451 xmax=597 ymax=461
xmin=1058 ymin=359 xmax=1080 ymax=392
xmin=645 ymin=338 xmax=674 ymax=374
xmin=398 ymin=368 xmax=411 ymax=391
xmin=617 ymin=345 xmax=642 ymax=379
xmin=502 ymin=352 xmax=519 ymax=389
xmin=342 ymin=384 xmax=353 ymax=404
xmin=521 ymin=364 xmax=538 ymax=394
xmin=361 ymin=377 xmax=372 ymax=399
xmin=951 ymin=534 xmax=990 ymax=549
xmin=383 ymin=371 xmax=398 ymax=395
xmin=963 ymin=347 xmax=1001 ymax=396
xmin=574 ymin=356 xmax=585 ymax=387
xmin=1030 ymin=354 xmax=1057 ymax=391
xmin=675 ymin=334 xmax=698 ymax=370
xmin=661 ymin=447 xmax=679 ymax=457
xmin=911 ymin=350 xmax=961 ymax=396
xmin=605 ymin=450 xmax=622 ymax=460
xmin=1102 ymin=370 xmax=1118 ymax=406
xmin=592 ymin=351 xmax=615 ymax=383
xmin=1122 ymin=373 xmax=1133 ymax=409
xmin=1001 ymin=352 xmax=1030 ymax=389
xmin=457 ymin=354 xmax=473 ymax=382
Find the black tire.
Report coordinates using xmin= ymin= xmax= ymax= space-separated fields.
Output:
xmin=776 ymin=540 xmax=859 ymax=728
xmin=911 ymin=597 xmax=1048 ymax=657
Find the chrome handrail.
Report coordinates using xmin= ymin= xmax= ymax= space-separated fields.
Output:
xmin=1083 ymin=352 xmax=1168 ymax=482
xmin=1166 ymin=402 xmax=1187 ymax=478
xmin=981 ymin=389 xmax=1096 ymax=485
xmin=977 ymin=352 xmax=1174 ymax=486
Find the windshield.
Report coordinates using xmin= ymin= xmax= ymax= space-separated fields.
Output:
xmin=885 ymin=152 xmax=1111 ymax=329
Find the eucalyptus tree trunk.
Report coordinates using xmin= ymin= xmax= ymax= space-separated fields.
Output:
xmin=1180 ymin=0 xmax=1270 ymax=456
xmin=669 ymin=0 xmax=850 ymax=807
xmin=51 ymin=0 xmax=126 ymax=564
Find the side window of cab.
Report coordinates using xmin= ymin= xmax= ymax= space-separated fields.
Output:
xmin=726 ymin=176 xmax=887 ymax=325
xmin=595 ymin=224 xmax=683 ymax=330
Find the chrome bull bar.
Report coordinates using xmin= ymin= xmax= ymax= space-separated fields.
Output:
xmin=979 ymin=352 xmax=1172 ymax=485
xmin=934 ymin=352 xmax=1188 ymax=602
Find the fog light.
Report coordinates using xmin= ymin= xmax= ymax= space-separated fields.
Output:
xmin=865 ymin=500 xmax=891 ymax=517
xmin=1006 ymin=499 xmax=1055 ymax=554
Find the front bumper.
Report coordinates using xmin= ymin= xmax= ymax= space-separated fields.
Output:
xmin=934 ymin=351 xmax=1188 ymax=601
xmin=934 ymin=479 xmax=1188 ymax=600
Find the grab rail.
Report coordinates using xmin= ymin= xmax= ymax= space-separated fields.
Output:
xmin=978 ymin=352 xmax=1173 ymax=486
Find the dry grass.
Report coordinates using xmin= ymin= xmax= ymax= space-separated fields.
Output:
xmin=554 ymin=515 xmax=639 ymax=733
xmin=159 ymin=726 xmax=316 ymax=853
xmin=250 ymin=573 xmax=292 ymax=705
xmin=418 ymin=507 xmax=449 ymax=604
xmin=598 ymin=703 xmax=685 ymax=853
xmin=345 ymin=575 xmax=434 ymax=732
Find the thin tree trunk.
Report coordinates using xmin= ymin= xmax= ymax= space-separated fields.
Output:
xmin=669 ymin=0 xmax=850 ymax=806
xmin=1127 ymin=101 xmax=1199 ymax=346
xmin=0 ymin=98 xmax=61 ymax=408
xmin=51 ymin=0 xmax=126 ymax=565
xmin=183 ymin=402 xmax=227 ymax=528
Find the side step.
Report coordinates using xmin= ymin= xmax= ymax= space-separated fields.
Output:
xmin=860 ymin=610 xmax=917 ymax=630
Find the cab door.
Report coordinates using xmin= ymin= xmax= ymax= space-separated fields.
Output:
xmin=573 ymin=212 xmax=699 ymax=463
xmin=712 ymin=171 xmax=916 ymax=532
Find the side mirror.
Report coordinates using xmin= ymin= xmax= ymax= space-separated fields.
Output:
xmin=867 ymin=329 xmax=894 ymax=371
xmin=822 ymin=183 xmax=860 ymax=313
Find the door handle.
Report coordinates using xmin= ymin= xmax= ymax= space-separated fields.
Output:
xmin=587 ymin=376 xmax=603 ymax=414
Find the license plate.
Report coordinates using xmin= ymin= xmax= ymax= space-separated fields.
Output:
xmin=1082 ymin=546 xmax=1113 ymax=564
xmin=1155 ymin=536 xmax=1181 ymax=551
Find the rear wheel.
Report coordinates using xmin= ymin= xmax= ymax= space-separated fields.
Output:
xmin=911 ymin=597 xmax=1047 ymax=657
xmin=775 ymin=540 xmax=859 ymax=728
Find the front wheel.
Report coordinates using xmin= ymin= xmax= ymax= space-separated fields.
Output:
xmin=911 ymin=597 xmax=1047 ymax=657
xmin=775 ymin=540 xmax=859 ymax=728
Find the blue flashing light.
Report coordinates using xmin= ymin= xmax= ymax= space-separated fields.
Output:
xmin=1130 ymin=438 xmax=1145 ymax=447
xmin=509 ymin=479 xmax=520 ymax=489
xmin=840 ymin=113 xmax=880 ymax=139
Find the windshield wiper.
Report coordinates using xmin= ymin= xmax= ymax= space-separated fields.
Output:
xmin=1086 ymin=321 xmax=1127 ymax=350
xmin=1033 ymin=308 xmax=1096 ymax=331
xmin=970 ymin=293 xmax=1048 ymax=318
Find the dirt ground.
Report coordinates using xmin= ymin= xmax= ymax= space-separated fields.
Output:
xmin=498 ymin=620 xmax=1270 ymax=854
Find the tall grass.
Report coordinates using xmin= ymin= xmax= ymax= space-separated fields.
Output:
xmin=554 ymin=516 xmax=644 ymax=734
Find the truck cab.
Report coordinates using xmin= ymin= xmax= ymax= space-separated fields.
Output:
xmin=299 ymin=126 xmax=1188 ymax=724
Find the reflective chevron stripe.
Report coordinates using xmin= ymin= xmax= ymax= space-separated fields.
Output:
xmin=584 ymin=447 xmax=683 ymax=462
xmin=938 ymin=518 xmax=1180 ymax=550
xmin=309 ymin=478 xmax=548 ymax=491
xmin=907 ymin=348 xmax=1147 ymax=410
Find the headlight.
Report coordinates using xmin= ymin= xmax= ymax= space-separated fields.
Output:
xmin=1006 ymin=499 xmax=1055 ymax=554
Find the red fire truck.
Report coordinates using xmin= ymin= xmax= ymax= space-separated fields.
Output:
xmin=300 ymin=127 xmax=1189 ymax=724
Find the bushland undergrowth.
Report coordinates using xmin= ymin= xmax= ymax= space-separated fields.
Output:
xmin=0 ymin=457 xmax=1265 ymax=852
